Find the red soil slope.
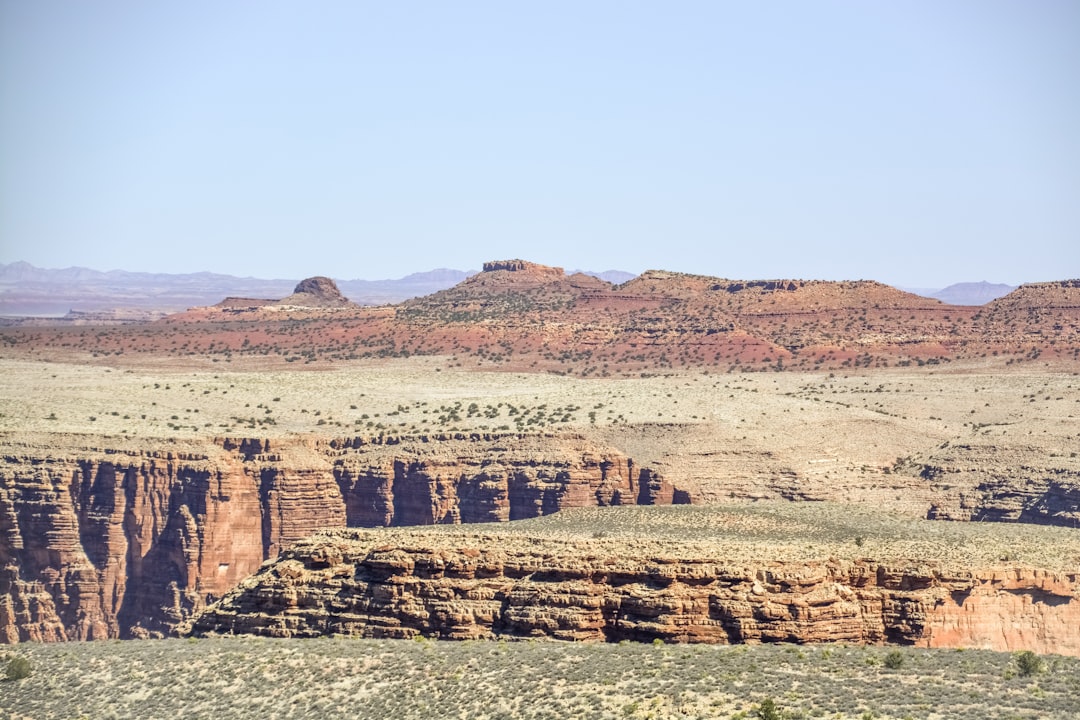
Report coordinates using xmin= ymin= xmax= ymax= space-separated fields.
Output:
xmin=1 ymin=262 xmax=1077 ymax=373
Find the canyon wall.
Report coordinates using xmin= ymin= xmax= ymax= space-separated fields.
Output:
xmin=3 ymin=429 xmax=1076 ymax=645
xmin=901 ymin=442 xmax=1080 ymax=527
xmin=0 ymin=432 xmax=678 ymax=643
xmin=192 ymin=532 xmax=1080 ymax=657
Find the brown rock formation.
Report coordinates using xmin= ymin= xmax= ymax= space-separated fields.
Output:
xmin=278 ymin=276 xmax=354 ymax=308
xmin=898 ymin=442 xmax=1080 ymax=526
xmin=215 ymin=297 xmax=277 ymax=309
xmin=4 ymin=403 xmax=1078 ymax=647
xmin=209 ymin=276 xmax=355 ymax=312
xmin=922 ymin=569 xmax=1080 ymax=655
xmin=191 ymin=529 xmax=1080 ymax=656
xmin=0 ymin=432 xmax=676 ymax=642
xmin=481 ymin=259 xmax=565 ymax=277
xmin=4 ymin=420 xmax=1077 ymax=644
xmin=4 ymin=263 xmax=1078 ymax=372
xmin=0 ymin=444 xmax=272 ymax=642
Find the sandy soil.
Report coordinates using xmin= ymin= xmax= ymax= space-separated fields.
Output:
xmin=2 ymin=357 xmax=1076 ymax=487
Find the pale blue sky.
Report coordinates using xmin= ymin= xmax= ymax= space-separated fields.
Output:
xmin=2 ymin=1 xmax=1078 ymax=286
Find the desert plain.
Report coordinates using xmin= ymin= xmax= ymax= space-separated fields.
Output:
xmin=2 ymin=264 xmax=1079 ymax=719
xmin=3 ymin=356 xmax=1077 ymax=473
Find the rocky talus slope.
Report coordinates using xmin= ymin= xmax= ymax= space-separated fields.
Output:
xmin=191 ymin=505 xmax=1080 ymax=656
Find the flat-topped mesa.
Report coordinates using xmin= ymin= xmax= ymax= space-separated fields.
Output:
xmin=215 ymin=297 xmax=276 ymax=309
xmin=482 ymin=260 xmax=565 ymax=277
xmin=987 ymin=279 xmax=1080 ymax=310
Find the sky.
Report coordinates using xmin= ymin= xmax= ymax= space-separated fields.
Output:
xmin=1 ymin=1 xmax=1078 ymax=287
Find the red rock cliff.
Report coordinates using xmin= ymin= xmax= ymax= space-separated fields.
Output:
xmin=191 ymin=530 xmax=1080 ymax=657
xmin=0 ymin=432 xmax=674 ymax=642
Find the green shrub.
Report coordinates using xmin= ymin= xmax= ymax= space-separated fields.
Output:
xmin=755 ymin=697 xmax=782 ymax=720
xmin=5 ymin=654 xmax=32 ymax=681
xmin=884 ymin=650 xmax=904 ymax=669
xmin=1014 ymin=650 xmax=1043 ymax=677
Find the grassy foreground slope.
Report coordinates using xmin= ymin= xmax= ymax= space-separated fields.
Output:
xmin=2 ymin=636 xmax=1079 ymax=720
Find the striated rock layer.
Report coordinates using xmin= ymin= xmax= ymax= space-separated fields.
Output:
xmin=192 ymin=530 xmax=1080 ymax=657
xmin=0 ymin=432 xmax=677 ymax=643
xmin=4 ymin=427 xmax=1077 ymax=645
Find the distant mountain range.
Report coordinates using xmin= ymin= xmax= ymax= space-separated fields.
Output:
xmin=0 ymin=262 xmax=479 ymax=317
xmin=900 ymin=281 xmax=1016 ymax=306
xmin=931 ymin=282 xmax=1016 ymax=305
xmin=0 ymin=261 xmax=1010 ymax=317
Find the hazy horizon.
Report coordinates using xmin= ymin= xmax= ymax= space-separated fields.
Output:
xmin=3 ymin=2 xmax=1078 ymax=287
xmin=1 ymin=257 xmax=1032 ymax=293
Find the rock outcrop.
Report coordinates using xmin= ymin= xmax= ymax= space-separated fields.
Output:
xmin=481 ymin=260 xmax=564 ymax=277
xmin=0 ymin=432 xmax=678 ymax=642
xmin=4 ymin=423 xmax=1078 ymax=644
xmin=191 ymin=528 xmax=1080 ymax=657
xmin=898 ymin=442 xmax=1080 ymax=526
xmin=209 ymin=276 xmax=356 ymax=312
xmin=278 ymin=276 xmax=354 ymax=308
xmin=5 ymin=422 xmax=1079 ymax=644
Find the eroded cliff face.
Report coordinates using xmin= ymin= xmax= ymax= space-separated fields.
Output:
xmin=904 ymin=442 xmax=1080 ymax=526
xmin=4 ymin=427 xmax=1076 ymax=647
xmin=192 ymin=532 xmax=1080 ymax=657
xmin=0 ymin=432 xmax=677 ymax=643
xmin=0 ymin=445 xmax=274 ymax=642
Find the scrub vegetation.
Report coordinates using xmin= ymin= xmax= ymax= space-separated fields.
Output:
xmin=2 ymin=638 xmax=1077 ymax=720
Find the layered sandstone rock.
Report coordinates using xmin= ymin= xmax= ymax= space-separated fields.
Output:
xmin=3 ymin=426 xmax=1077 ymax=644
xmin=900 ymin=442 xmax=1080 ymax=526
xmin=481 ymin=260 xmax=565 ymax=277
xmin=191 ymin=528 xmax=1080 ymax=656
xmin=0 ymin=444 xmax=272 ymax=641
xmin=0 ymin=431 xmax=675 ymax=642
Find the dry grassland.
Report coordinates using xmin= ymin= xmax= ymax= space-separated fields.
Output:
xmin=3 ymin=635 xmax=1078 ymax=720
xmin=326 ymin=501 xmax=1080 ymax=572
xmin=3 ymin=356 xmax=1076 ymax=489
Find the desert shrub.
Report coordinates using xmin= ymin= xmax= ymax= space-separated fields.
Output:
xmin=755 ymin=697 xmax=782 ymax=720
xmin=884 ymin=650 xmax=904 ymax=669
xmin=1014 ymin=650 xmax=1043 ymax=677
xmin=5 ymin=655 xmax=31 ymax=681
